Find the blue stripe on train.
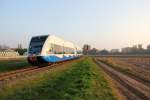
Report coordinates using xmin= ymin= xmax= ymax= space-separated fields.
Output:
xmin=40 ymin=55 xmax=77 ymax=63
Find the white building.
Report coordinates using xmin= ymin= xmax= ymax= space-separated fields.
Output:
xmin=110 ymin=49 xmax=119 ymax=53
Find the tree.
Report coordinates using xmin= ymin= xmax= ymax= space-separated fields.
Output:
xmin=83 ymin=44 xmax=91 ymax=55
xmin=89 ymin=48 xmax=99 ymax=55
xmin=99 ymin=49 xmax=109 ymax=55
xmin=15 ymin=48 xmax=27 ymax=55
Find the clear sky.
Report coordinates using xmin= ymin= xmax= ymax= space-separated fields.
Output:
xmin=0 ymin=0 xmax=150 ymax=50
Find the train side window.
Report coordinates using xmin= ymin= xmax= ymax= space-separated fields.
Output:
xmin=63 ymin=46 xmax=74 ymax=54
xmin=49 ymin=48 xmax=53 ymax=52
xmin=49 ymin=44 xmax=54 ymax=52
xmin=53 ymin=44 xmax=63 ymax=54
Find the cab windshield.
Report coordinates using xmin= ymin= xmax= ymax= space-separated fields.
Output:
xmin=28 ymin=35 xmax=48 ymax=55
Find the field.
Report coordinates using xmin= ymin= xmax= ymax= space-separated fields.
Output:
xmin=0 ymin=58 xmax=30 ymax=73
xmin=95 ymin=56 xmax=150 ymax=99
xmin=0 ymin=57 xmax=116 ymax=100
xmin=98 ymin=56 xmax=150 ymax=84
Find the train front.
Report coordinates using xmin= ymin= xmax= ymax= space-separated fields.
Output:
xmin=27 ymin=35 xmax=48 ymax=65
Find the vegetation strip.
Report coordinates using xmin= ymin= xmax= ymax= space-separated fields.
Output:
xmin=0 ymin=57 xmax=115 ymax=100
xmin=0 ymin=59 xmax=30 ymax=73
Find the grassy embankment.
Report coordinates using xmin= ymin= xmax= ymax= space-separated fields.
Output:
xmin=0 ymin=58 xmax=30 ymax=73
xmin=98 ymin=57 xmax=149 ymax=83
xmin=0 ymin=57 xmax=116 ymax=100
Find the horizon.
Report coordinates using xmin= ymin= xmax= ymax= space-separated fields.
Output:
xmin=0 ymin=0 xmax=150 ymax=50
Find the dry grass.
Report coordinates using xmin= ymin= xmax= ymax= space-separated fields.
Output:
xmin=98 ymin=57 xmax=150 ymax=83
xmin=100 ymin=68 xmax=126 ymax=100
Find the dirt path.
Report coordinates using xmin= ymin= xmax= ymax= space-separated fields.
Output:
xmin=94 ymin=58 xmax=150 ymax=100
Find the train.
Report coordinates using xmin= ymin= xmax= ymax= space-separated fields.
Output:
xmin=27 ymin=35 xmax=82 ymax=66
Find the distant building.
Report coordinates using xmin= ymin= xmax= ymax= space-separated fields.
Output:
xmin=0 ymin=51 xmax=19 ymax=57
xmin=138 ymin=44 xmax=143 ymax=50
xmin=132 ymin=45 xmax=138 ymax=51
xmin=110 ymin=49 xmax=119 ymax=53
xmin=121 ymin=44 xmax=144 ymax=54
xmin=121 ymin=47 xmax=132 ymax=53
xmin=147 ymin=45 xmax=150 ymax=50
xmin=83 ymin=44 xmax=91 ymax=55
xmin=4 ymin=49 xmax=15 ymax=52
xmin=10 ymin=48 xmax=17 ymax=51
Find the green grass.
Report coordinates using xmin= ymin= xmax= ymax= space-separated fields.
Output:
xmin=0 ymin=57 xmax=116 ymax=100
xmin=0 ymin=58 xmax=30 ymax=72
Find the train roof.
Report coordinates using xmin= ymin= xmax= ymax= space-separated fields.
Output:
xmin=31 ymin=34 xmax=81 ymax=49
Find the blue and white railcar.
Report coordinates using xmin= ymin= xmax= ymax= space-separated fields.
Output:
xmin=27 ymin=35 xmax=82 ymax=65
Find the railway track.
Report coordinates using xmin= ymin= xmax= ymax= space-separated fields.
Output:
xmin=0 ymin=61 xmax=70 ymax=89
xmin=0 ymin=67 xmax=38 ymax=78
xmin=93 ymin=58 xmax=150 ymax=100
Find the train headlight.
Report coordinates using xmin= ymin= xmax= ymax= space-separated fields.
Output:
xmin=29 ymin=56 xmax=37 ymax=61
